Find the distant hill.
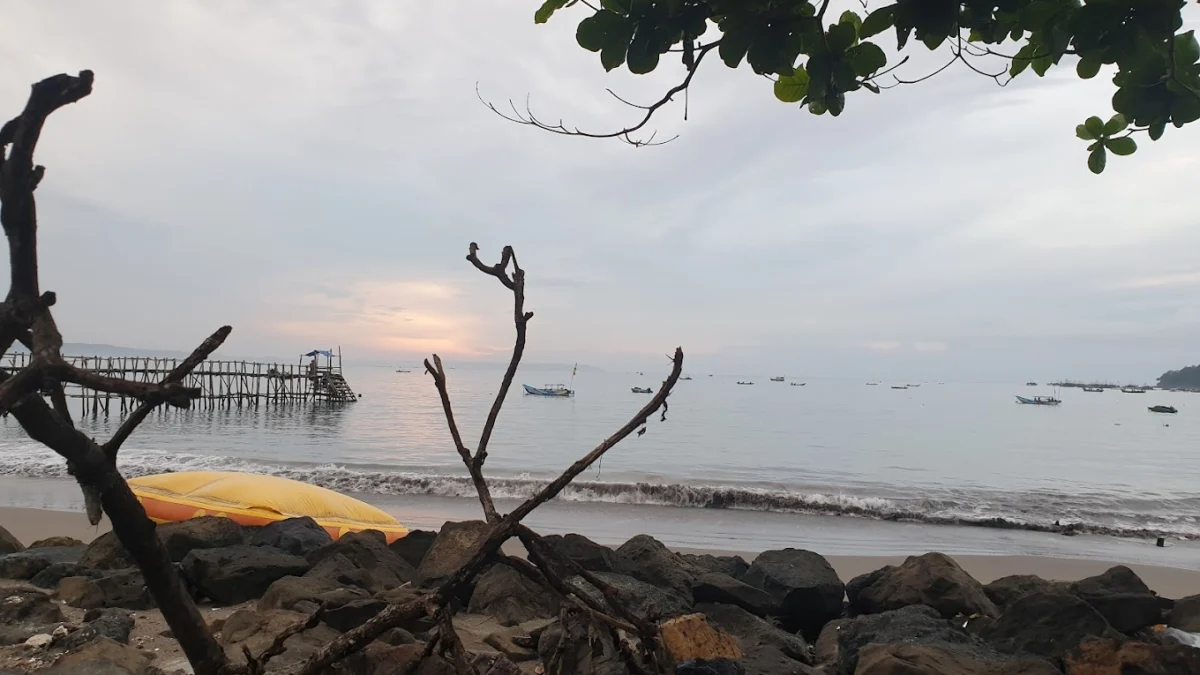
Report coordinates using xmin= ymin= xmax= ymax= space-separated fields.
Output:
xmin=10 ymin=342 xmax=192 ymax=358
xmin=1157 ymin=365 xmax=1200 ymax=389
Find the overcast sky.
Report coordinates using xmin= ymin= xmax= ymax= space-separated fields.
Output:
xmin=1 ymin=1 xmax=1199 ymax=382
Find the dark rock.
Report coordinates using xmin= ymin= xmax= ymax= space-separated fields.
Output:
xmin=743 ymin=548 xmax=844 ymax=634
xmin=1167 ymin=593 xmax=1200 ymax=632
xmin=681 ymin=554 xmax=750 ymax=580
xmin=484 ymin=618 xmax=554 ymax=662
xmin=304 ymin=552 xmax=375 ymax=591
xmin=78 ymin=532 xmax=133 ymax=570
xmin=476 ymin=655 xmax=524 ymax=675
xmin=376 ymin=627 xmax=417 ymax=646
xmin=0 ymin=622 xmax=57 ymax=647
xmin=675 ymin=659 xmax=747 ymax=675
xmin=692 ymin=572 xmax=780 ymax=618
xmin=338 ymin=643 xmax=452 ymax=675
xmin=850 ymin=552 xmax=998 ymax=619
xmin=0 ymin=546 xmax=84 ymax=580
xmin=250 ymin=517 xmax=331 ymax=557
xmin=417 ymin=520 xmax=490 ymax=583
xmin=0 ymin=525 xmax=22 ymax=555
xmin=307 ymin=530 xmax=420 ymax=592
xmin=79 ymin=518 xmax=248 ymax=571
xmin=389 ymin=529 xmax=436 ymax=568
xmin=855 ymin=643 xmax=1061 ymax=675
xmin=836 ymin=604 xmax=975 ymax=675
xmin=571 ymin=572 xmax=692 ymax=623
xmin=0 ymin=590 xmax=64 ymax=624
xmin=218 ymin=608 xmax=343 ymax=672
xmin=1070 ymin=565 xmax=1152 ymax=597
xmin=258 ymin=575 xmax=369 ymax=612
xmin=1064 ymin=636 xmax=1200 ymax=674
xmin=697 ymin=602 xmax=813 ymax=667
xmin=537 ymin=619 xmax=631 ymax=675
xmin=29 ymin=536 xmax=85 ymax=549
xmin=59 ymin=609 xmax=135 ymax=650
xmin=44 ymin=636 xmax=152 ymax=675
xmin=31 ymin=563 xmax=100 ymax=590
xmin=1079 ymin=591 xmax=1171 ymax=634
xmin=469 ymin=564 xmax=559 ymax=627
xmin=58 ymin=570 xmax=154 ymax=610
xmin=616 ymin=534 xmax=702 ymax=599
xmin=183 ymin=545 xmax=309 ymax=605
xmin=813 ymin=618 xmax=847 ymax=667
xmin=543 ymin=533 xmax=620 ymax=573
xmin=323 ymin=598 xmax=388 ymax=632
xmin=984 ymin=574 xmax=1069 ymax=609
xmin=845 ymin=566 xmax=891 ymax=609
xmin=982 ymin=591 xmax=1117 ymax=660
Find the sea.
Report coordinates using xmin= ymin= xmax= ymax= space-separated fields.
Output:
xmin=2 ymin=366 xmax=1198 ymax=568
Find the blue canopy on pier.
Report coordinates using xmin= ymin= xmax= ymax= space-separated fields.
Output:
xmin=302 ymin=349 xmax=335 ymax=358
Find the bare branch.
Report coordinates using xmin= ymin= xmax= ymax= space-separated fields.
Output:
xmin=425 ymin=353 xmax=498 ymax=521
xmin=49 ymin=362 xmax=200 ymax=406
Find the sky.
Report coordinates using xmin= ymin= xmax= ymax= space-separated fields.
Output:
xmin=1 ymin=1 xmax=1199 ymax=383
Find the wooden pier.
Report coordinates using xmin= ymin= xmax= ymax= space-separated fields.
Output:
xmin=1 ymin=350 xmax=358 ymax=417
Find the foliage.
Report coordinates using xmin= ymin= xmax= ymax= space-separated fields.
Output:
xmin=532 ymin=0 xmax=1197 ymax=173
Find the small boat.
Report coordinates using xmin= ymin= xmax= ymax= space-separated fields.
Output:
xmin=395 ymin=369 xmax=411 ymax=373
xmin=790 ymin=382 xmax=806 ymax=387
xmin=866 ymin=382 xmax=879 ymax=386
xmin=736 ymin=381 xmax=754 ymax=386
xmin=1026 ymin=382 xmax=1037 ymax=386
xmin=1121 ymin=387 xmax=1147 ymax=394
xmin=1082 ymin=387 xmax=1104 ymax=393
xmin=1149 ymin=405 xmax=1178 ymax=414
xmin=680 ymin=376 xmax=693 ymax=381
xmin=891 ymin=385 xmax=908 ymax=390
xmin=1016 ymin=395 xmax=1061 ymax=405
xmin=522 ymin=384 xmax=574 ymax=397
xmin=907 ymin=384 xmax=921 ymax=388
xmin=770 ymin=376 xmax=785 ymax=382
xmin=631 ymin=386 xmax=653 ymax=394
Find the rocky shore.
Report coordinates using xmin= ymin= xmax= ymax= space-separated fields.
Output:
xmin=2 ymin=518 xmax=1199 ymax=674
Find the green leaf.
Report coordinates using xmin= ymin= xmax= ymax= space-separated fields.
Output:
xmin=828 ymin=91 xmax=846 ymax=117
xmin=1084 ymin=116 xmax=1105 ymax=138
xmin=808 ymin=98 xmax=828 ymax=115
xmin=626 ymin=25 xmax=660 ymax=74
xmin=601 ymin=0 xmax=631 ymax=14
xmin=1105 ymin=137 xmax=1137 ymax=156
xmin=839 ymin=10 xmax=863 ymax=35
xmin=719 ymin=29 xmax=753 ymax=68
xmin=895 ymin=24 xmax=913 ymax=50
xmin=1075 ymin=124 xmax=1095 ymax=140
xmin=828 ymin=23 xmax=857 ymax=52
xmin=921 ymin=33 xmax=947 ymax=50
xmin=1011 ymin=43 xmax=1035 ymax=77
xmin=861 ymin=6 xmax=895 ymax=39
xmin=1102 ymin=113 xmax=1128 ymax=135
xmin=1149 ymin=121 xmax=1166 ymax=140
xmin=535 ymin=0 xmax=569 ymax=24
xmin=1031 ymin=51 xmax=1054 ymax=77
xmin=1175 ymin=30 xmax=1200 ymax=67
xmin=1076 ymin=54 xmax=1102 ymax=79
xmin=846 ymin=42 xmax=887 ymax=77
xmin=774 ymin=68 xmax=810 ymax=103
xmin=576 ymin=11 xmax=624 ymax=52
xmin=600 ymin=19 xmax=634 ymax=71
xmin=1088 ymin=146 xmax=1106 ymax=174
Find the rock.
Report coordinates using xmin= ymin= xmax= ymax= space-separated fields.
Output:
xmin=1064 ymin=637 xmax=1200 ymax=674
xmin=836 ymin=604 xmax=976 ymax=675
xmin=675 ymin=659 xmax=748 ymax=675
xmin=45 ymin=637 xmax=152 ymax=675
xmin=417 ymin=520 xmax=490 ymax=583
xmin=25 ymin=633 xmax=54 ymax=649
xmin=681 ymin=554 xmax=750 ymax=580
xmin=339 ymin=643 xmax=453 ymax=675
xmin=389 ymin=529 xmax=437 ymax=568
xmin=323 ymin=598 xmax=388 ymax=632
xmin=616 ymin=534 xmax=702 ymax=599
xmin=307 ymin=530 xmax=419 ymax=593
xmin=304 ymin=552 xmax=375 ymax=591
xmin=79 ymin=518 xmax=248 ymax=571
xmin=571 ymin=572 xmax=693 ymax=623
xmin=0 ymin=546 xmax=84 ymax=580
xmin=250 ymin=517 xmax=332 ymax=556
xmin=477 ymin=655 xmax=524 ymax=675
xmin=483 ymin=618 xmax=554 ymax=662
xmin=1071 ymin=565 xmax=1152 ymax=597
xmin=850 ymin=553 xmax=998 ymax=620
xmin=183 ymin=545 xmax=310 ymax=605
xmin=697 ymin=603 xmax=813 ymax=668
xmin=1 ymin=590 xmax=64 ymax=625
xmin=984 ymin=574 xmax=1069 ymax=609
xmin=29 ymin=537 xmax=85 ymax=549
xmin=469 ymin=564 xmax=559 ymax=627
xmin=59 ymin=609 xmax=135 ymax=650
xmin=0 ymin=623 xmax=56 ymax=647
xmin=376 ymin=627 xmax=417 ymax=646
xmin=1079 ymin=591 xmax=1170 ymax=634
xmin=537 ymin=619 xmax=631 ymax=675
xmin=57 ymin=571 xmax=154 ymax=610
xmin=742 ymin=549 xmax=844 ymax=634
xmin=258 ymin=575 xmax=369 ymax=612
xmin=813 ymin=619 xmax=847 ymax=667
xmin=660 ymin=613 xmax=743 ymax=663
xmin=982 ymin=592 xmax=1117 ymax=660
xmin=855 ymin=643 xmax=1061 ymax=675
xmin=31 ymin=563 xmax=100 ymax=590
xmin=692 ymin=572 xmax=780 ymax=618
xmin=78 ymin=532 xmax=133 ymax=570
xmin=1167 ymin=593 xmax=1200 ymax=632
xmin=845 ymin=566 xmax=891 ymax=609
xmin=0 ymin=525 xmax=22 ymax=555
xmin=218 ymin=608 xmax=342 ymax=671
xmin=543 ymin=533 xmax=620 ymax=573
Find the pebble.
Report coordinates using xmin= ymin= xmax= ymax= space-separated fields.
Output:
xmin=24 ymin=634 xmax=53 ymax=649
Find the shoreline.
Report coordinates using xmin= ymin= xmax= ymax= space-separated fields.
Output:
xmin=4 ymin=504 xmax=1199 ymax=598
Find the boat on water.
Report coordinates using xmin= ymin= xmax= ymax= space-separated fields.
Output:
xmin=522 ymin=384 xmax=574 ymax=397
xmin=631 ymin=386 xmax=653 ymax=394
xmin=790 ymin=382 xmax=806 ymax=387
xmin=1026 ymin=382 xmax=1038 ymax=386
xmin=907 ymin=384 xmax=921 ymax=388
xmin=395 ymin=369 xmax=411 ymax=373
xmin=1082 ymin=387 xmax=1105 ymax=393
xmin=1149 ymin=405 xmax=1178 ymax=414
xmin=770 ymin=376 xmax=785 ymax=382
xmin=1016 ymin=395 xmax=1061 ymax=405
xmin=1121 ymin=387 xmax=1148 ymax=393
xmin=891 ymin=385 xmax=908 ymax=390
xmin=680 ymin=376 xmax=693 ymax=381
xmin=866 ymin=382 xmax=879 ymax=386
xmin=736 ymin=381 xmax=754 ymax=385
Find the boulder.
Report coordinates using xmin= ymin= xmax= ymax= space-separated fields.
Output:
xmin=571 ymin=572 xmax=692 ymax=623
xmin=542 ymin=533 xmax=620 ymax=573
xmin=845 ymin=566 xmax=891 ymax=608
xmin=836 ymin=604 xmax=976 ymax=675
xmin=483 ymin=618 xmax=555 ymax=662
xmin=1070 ymin=565 xmax=1152 ymax=596
xmin=337 ymin=643 xmax=453 ymax=675
xmin=692 ymin=572 xmax=780 ymax=618
xmin=29 ymin=537 xmax=85 ymax=549
xmin=538 ymin=619 xmax=631 ymax=675
xmin=1064 ymin=637 xmax=1200 ymax=674
xmin=660 ymin=613 xmax=743 ymax=663
xmin=57 ymin=571 xmax=154 ymax=610
xmin=1 ymin=590 xmax=65 ymax=625
xmin=1167 ymin=593 xmax=1200 ymax=632
xmin=322 ymin=598 xmax=389 ymax=632
xmin=183 ymin=545 xmax=310 ymax=605
xmin=697 ymin=602 xmax=813 ymax=669
xmin=742 ymin=549 xmax=844 ymax=634
xmin=982 ymin=592 xmax=1117 ymax=660
xmin=469 ymin=564 xmax=559 ymax=626
xmin=258 ymin=575 xmax=369 ymax=612
xmin=250 ymin=517 xmax=332 ymax=556
xmin=389 ymin=529 xmax=437 ymax=568
xmin=675 ymin=659 xmax=748 ymax=675
xmin=984 ymin=574 xmax=1069 ymax=609
xmin=855 ymin=643 xmax=1062 ymax=675
xmin=305 ymin=552 xmax=375 ymax=591
xmin=418 ymin=520 xmax=490 ymax=583
xmin=44 ymin=636 xmax=152 ymax=675
xmin=681 ymin=554 xmax=750 ymax=580
xmin=79 ymin=518 xmax=248 ymax=570
xmin=78 ymin=532 xmax=133 ymax=570
xmin=218 ymin=608 xmax=343 ymax=671
xmin=377 ymin=627 xmax=418 ymax=646
xmin=59 ymin=609 xmax=135 ymax=650
xmin=307 ymin=530 xmax=420 ymax=592
xmin=0 ymin=546 xmax=84 ymax=580
xmin=1068 ymin=566 xmax=1169 ymax=634
xmin=849 ymin=553 xmax=998 ymax=620
xmin=616 ymin=534 xmax=702 ymax=599
xmin=31 ymin=563 xmax=100 ymax=590
xmin=0 ymin=525 xmax=22 ymax=555
xmin=813 ymin=619 xmax=847 ymax=668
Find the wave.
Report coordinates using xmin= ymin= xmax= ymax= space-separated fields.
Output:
xmin=1 ymin=446 xmax=1196 ymax=541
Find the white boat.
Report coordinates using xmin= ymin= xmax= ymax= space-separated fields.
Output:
xmin=522 ymin=384 xmax=574 ymax=397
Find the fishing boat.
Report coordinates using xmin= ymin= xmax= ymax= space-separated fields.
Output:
xmin=891 ymin=385 xmax=908 ymax=390
xmin=866 ymin=382 xmax=879 ymax=386
xmin=736 ymin=381 xmax=754 ymax=385
xmin=631 ymin=386 xmax=653 ymax=394
xmin=770 ymin=376 xmax=785 ymax=382
xmin=680 ymin=376 xmax=693 ymax=381
xmin=1121 ymin=387 xmax=1147 ymax=393
xmin=1149 ymin=405 xmax=1178 ymax=414
xmin=790 ymin=382 xmax=806 ymax=387
xmin=907 ymin=384 xmax=922 ymax=388
xmin=522 ymin=384 xmax=574 ymax=397
xmin=1016 ymin=395 xmax=1061 ymax=405
xmin=1082 ymin=387 xmax=1104 ymax=393
xmin=1026 ymin=382 xmax=1037 ymax=386
xmin=395 ymin=368 xmax=411 ymax=373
